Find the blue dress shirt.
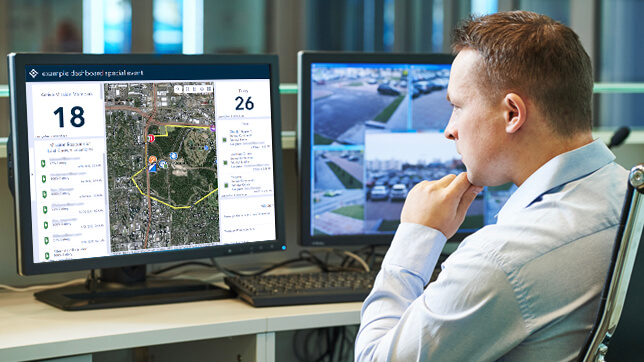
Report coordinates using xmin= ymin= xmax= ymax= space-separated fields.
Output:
xmin=356 ymin=139 xmax=629 ymax=361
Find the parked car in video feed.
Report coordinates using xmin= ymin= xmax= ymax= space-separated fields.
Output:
xmin=411 ymin=86 xmax=421 ymax=98
xmin=410 ymin=67 xmax=452 ymax=131
xmin=323 ymin=190 xmax=342 ymax=197
xmin=413 ymin=81 xmax=433 ymax=94
xmin=377 ymin=83 xmax=401 ymax=96
xmin=370 ymin=185 xmax=389 ymax=201
xmin=389 ymin=183 xmax=408 ymax=201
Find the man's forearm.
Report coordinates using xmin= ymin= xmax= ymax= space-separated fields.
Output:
xmin=355 ymin=223 xmax=446 ymax=360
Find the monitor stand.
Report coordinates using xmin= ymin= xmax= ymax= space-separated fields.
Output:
xmin=34 ymin=265 xmax=235 ymax=311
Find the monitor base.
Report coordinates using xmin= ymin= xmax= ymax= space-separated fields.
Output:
xmin=34 ymin=266 xmax=234 ymax=311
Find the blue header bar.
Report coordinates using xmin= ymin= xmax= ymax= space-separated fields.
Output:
xmin=26 ymin=64 xmax=270 ymax=82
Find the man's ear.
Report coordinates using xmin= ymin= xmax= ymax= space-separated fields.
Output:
xmin=503 ymin=93 xmax=527 ymax=134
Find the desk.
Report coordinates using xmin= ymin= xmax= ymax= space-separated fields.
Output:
xmin=0 ymin=290 xmax=362 ymax=362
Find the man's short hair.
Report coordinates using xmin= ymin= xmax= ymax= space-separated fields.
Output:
xmin=451 ymin=11 xmax=594 ymax=136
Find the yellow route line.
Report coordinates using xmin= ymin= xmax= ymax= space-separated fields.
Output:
xmin=149 ymin=196 xmax=192 ymax=209
xmin=131 ymin=168 xmax=146 ymax=195
xmin=168 ymin=125 xmax=210 ymax=129
xmin=132 ymin=167 xmax=145 ymax=178
xmin=152 ymin=126 xmax=169 ymax=137
xmin=132 ymin=124 xmax=216 ymax=209
xmin=130 ymin=169 xmax=218 ymax=210
xmin=193 ymin=188 xmax=218 ymax=205
xmin=151 ymin=124 xmax=210 ymax=138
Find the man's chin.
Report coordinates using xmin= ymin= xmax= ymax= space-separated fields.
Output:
xmin=465 ymin=172 xmax=487 ymax=188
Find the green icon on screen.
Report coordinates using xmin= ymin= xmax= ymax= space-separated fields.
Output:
xmin=44 ymin=221 xmax=48 ymax=229
xmin=43 ymin=206 xmax=48 ymax=214
xmin=44 ymin=237 xmax=49 ymax=245
xmin=42 ymin=191 xmax=47 ymax=199
xmin=45 ymin=252 xmax=50 ymax=260
xmin=41 ymin=160 xmax=46 ymax=167
xmin=42 ymin=175 xmax=46 ymax=183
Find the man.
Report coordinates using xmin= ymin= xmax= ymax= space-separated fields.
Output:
xmin=356 ymin=11 xmax=628 ymax=361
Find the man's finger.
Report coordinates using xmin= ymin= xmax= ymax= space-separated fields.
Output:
xmin=445 ymin=172 xmax=473 ymax=196
xmin=434 ymin=173 xmax=459 ymax=187
xmin=456 ymin=184 xmax=484 ymax=218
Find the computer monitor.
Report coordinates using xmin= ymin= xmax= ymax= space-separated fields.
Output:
xmin=7 ymin=53 xmax=285 ymax=309
xmin=297 ymin=51 xmax=516 ymax=247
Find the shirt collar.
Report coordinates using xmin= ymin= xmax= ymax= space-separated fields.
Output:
xmin=497 ymin=139 xmax=616 ymax=218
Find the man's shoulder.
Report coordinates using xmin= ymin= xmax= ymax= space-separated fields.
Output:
xmin=460 ymin=161 xmax=628 ymax=273
xmin=593 ymin=160 xmax=629 ymax=184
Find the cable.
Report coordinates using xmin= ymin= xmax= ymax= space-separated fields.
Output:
xmin=224 ymin=257 xmax=324 ymax=277
xmin=314 ymin=328 xmax=331 ymax=362
xmin=0 ymin=278 xmax=85 ymax=293
xmin=341 ymin=326 xmax=357 ymax=361
xmin=305 ymin=329 xmax=321 ymax=361
xmin=209 ymin=257 xmax=237 ymax=277
xmin=339 ymin=326 xmax=347 ymax=360
xmin=298 ymin=248 xmax=371 ymax=272
xmin=151 ymin=247 xmax=375 ymax=279
xmin=149 ymin=261 xmax=216 ymax=276
xmin=341 ymin=250 xmax=370 ymax=272
xmin=293 ymin=329 xmax=307 ymax=362
xmin=292 ymin=326 xmax=357 ymax=362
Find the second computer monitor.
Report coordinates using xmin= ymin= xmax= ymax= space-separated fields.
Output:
xmin=298 ymin=51 xmax=515 ymax=247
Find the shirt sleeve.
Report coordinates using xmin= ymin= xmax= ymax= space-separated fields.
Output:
xmin=355 ymin=223 xmax=529 ymax=361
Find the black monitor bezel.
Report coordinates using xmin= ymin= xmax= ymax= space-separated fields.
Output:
xmin=8 ymin=52 xmax=286 ymax=275
xmin=297 ymin=51 xmax=459 ymax=247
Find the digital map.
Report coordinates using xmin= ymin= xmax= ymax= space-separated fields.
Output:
xmin=105 ymin=82 xmax=220 ymax=252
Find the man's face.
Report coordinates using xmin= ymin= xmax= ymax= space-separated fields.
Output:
xmin=444 ymin=49 xmax=508 ymax=187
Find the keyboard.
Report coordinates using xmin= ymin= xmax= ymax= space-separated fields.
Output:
xmin=224 ymin=270 xmax=379 ymax=307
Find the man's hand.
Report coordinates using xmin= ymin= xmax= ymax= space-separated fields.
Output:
xmin=401 ymin=173 xmax=484 ymax=239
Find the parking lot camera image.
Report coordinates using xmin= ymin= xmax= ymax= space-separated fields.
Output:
xmin=313 ymin=65 xmax=413 ymax=146
xmin=363 ymin=131 xmax=484 ymax=233
xmin=410 ymin=66 xmax=452 ymax=130
xmin=311 ymin=64 xmax=452 ymax=146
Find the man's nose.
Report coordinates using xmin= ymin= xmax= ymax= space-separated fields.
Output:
xmin=444 ymin=118 xmax=457 ymax=140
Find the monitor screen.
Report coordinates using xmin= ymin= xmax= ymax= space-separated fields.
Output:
xmin=8 ymin=53 xmax=286 ymax=276
xmin=298 ymin=51 xmax=516 ymax=247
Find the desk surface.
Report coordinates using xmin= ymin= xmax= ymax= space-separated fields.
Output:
xmin=0 ymin=290 xmax=362 ymax=361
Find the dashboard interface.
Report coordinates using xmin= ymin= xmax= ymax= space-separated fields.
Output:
xmin=19 ymin=62 xmax=278 ymax=264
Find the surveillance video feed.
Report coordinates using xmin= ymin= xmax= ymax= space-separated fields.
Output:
xmin=364 ymin=131 xmax=474 ymax=232
xmin=308 ymin=62 xmax=514 ymax=237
